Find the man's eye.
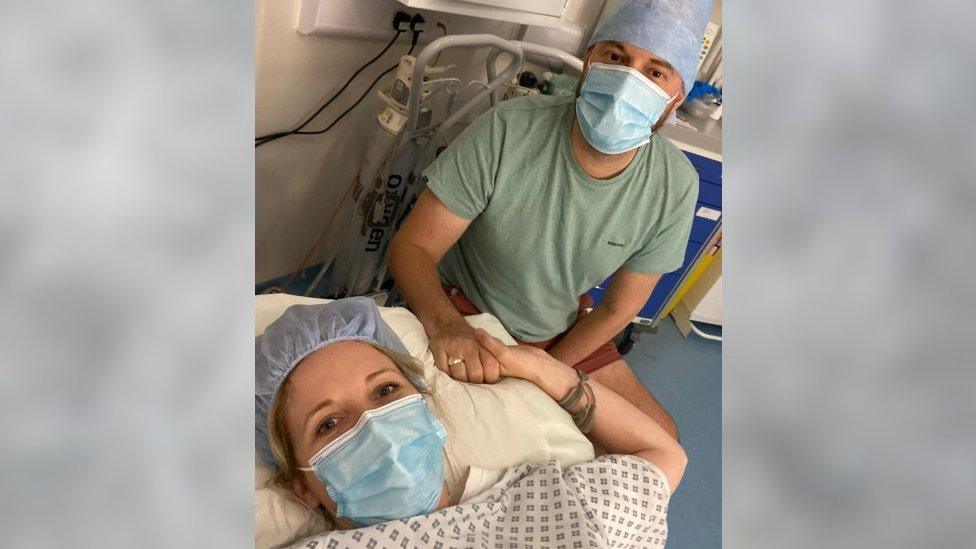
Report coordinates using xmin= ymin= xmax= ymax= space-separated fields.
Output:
xmin=652 ymin=70 xmax=664 ymax=79
xmin=609 ymin=52 xmax=623 ymax=63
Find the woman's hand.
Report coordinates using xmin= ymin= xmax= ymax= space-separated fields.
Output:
xmin=429 ymin=319 xmax=500 ymax=384
xmin=474 ymin=329 xmax=566 ymax=384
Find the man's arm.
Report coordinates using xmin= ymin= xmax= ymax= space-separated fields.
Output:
xmin=547 ymin=268 xmax=661 ymax=366
xmin=388 ymin=190 xmax=500 ymax=383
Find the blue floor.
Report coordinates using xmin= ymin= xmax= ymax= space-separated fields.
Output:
xmin=627 ymin=317 xmax=721 ymax=549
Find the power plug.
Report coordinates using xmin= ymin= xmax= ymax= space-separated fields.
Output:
xmin=409 ymin=13 xmax=426 ymax=33
xmin=392 ymin=10 xmax=412 ymax=32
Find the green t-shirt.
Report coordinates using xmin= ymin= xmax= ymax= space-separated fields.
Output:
xmin=423 ymin=94 xmax=698 ymax=342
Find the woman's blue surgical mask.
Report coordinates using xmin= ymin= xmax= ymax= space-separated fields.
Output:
xmin=298 ymin=394 xmax=447 ymax=526
xmin=575 ymin=62 xmax=679 ymax=155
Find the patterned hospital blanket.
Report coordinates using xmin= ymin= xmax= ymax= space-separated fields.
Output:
xmin=289 ymin=454 xmax=670 ymax=549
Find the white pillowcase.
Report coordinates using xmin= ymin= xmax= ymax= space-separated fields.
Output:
xmin=254 ymin=294 xmax=594 ymax=549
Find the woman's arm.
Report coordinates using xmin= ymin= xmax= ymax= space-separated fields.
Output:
xmin=475 ymin=329 xmax=688 ymax=493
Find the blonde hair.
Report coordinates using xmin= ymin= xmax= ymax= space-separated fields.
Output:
xmin=266 ymin=341 xmax=436 ymax=491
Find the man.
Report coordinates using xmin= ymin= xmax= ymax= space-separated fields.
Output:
xmin=389 ymin=0 xmax=712 ymax=439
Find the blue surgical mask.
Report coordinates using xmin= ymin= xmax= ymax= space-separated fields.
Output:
xmin=575 ymin=62 xmax=679 ymax=155
xmin=298 ymin=394 xmax=447 ymax=526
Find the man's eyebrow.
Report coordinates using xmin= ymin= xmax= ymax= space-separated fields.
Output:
xmin=645 ymin=57 xmax=677 ymax=73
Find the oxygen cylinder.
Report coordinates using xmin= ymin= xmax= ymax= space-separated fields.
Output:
xmin=329 ymin=55 xmax=455 ymax=297
xmin=329 ymin=56 xmax=437 ymax=297
xmin=327 ymin=117 xmax=401 ymax=297
xmin=342 ymin=138 xmax=422 ymax=295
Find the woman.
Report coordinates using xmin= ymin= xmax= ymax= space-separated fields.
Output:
xmin=256 ymin=297 xmax=686 ymax=547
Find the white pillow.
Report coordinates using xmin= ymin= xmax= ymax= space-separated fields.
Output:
xmin=254 ymin=294 xmax=594 ymax=549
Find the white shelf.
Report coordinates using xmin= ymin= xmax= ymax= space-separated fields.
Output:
xmin=298 ymin=0 xmax=582 ymax=50
xmin=397 ymin=0 xmax=571 ymax=26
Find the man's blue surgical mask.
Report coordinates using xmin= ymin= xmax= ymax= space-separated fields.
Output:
xmin=299 ymin=394 xmax=447 ymax=526
xmin=575 ymin=62 xmax=679 ymax=155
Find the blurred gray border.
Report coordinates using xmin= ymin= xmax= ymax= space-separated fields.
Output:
xmin=0 ymin=1 xmax=254 ymax=547
xmin=725 ymin=1 xmax=976 ymax=547
xmin=3 ymin=0 xmax=976 ymax=547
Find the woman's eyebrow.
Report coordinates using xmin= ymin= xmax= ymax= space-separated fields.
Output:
xmin=302 ymin=367 xmax=400 ymax=435
xmin=304 ymin=398 xmax=336 ymax=430
xmin=365 ymin=366 xmax=398 ymax=382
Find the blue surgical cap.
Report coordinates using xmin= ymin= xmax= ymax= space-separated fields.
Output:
xmin=255 ymin=297 xmax=412 ymax=467
xmin=588 ymin=0 xmax=713 ymax=96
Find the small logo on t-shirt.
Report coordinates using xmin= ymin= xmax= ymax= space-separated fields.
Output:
xmin=606 ymin=240 xmax=626 ymax=248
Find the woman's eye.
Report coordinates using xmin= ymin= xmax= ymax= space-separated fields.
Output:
xmin=378 ymin=383 xmax=398 ymax=397
xmin=317 ymin=418 xmax=338 ymax=436
xmin=609 ymin=52 xmax=622 ymax=63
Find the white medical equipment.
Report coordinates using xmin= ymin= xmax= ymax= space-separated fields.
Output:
xmin=298 ymin=0 xmax=585 ymax=54
xmin=322 ymin=35 xmax=583 ymax=299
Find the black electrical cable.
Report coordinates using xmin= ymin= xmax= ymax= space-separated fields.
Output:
xmin=256 ymin=31 xmax=420 ymax=148
xmin=255 ymin=30 xmax=404 ymax=146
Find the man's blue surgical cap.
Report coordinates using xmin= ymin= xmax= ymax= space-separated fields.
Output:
xmin=255 ymin=297 xmax=411 ymax=467
xmin=588 ymin=0 xmax=713 ymax=96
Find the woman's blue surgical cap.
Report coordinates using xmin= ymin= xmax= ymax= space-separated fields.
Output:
xmin=588 ymin=0 xmax=713 ymax=96
xmin=255 ymin=297 xmax=411 ymax=467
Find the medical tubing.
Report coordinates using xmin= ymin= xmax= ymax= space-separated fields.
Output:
xmin=404 ymin=38 xmax=521 ymax=185
xmin=255 ymin=31 xmax=404 ymax=145
xmin=280 ymin=174 xmax=358 ymax=292
xmin=485 ymin=41 xmax=585 ymax=106
xmin=405 ymin=34 xmax=524 ymax=138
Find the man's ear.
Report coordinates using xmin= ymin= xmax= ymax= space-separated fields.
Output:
xmin=581 ymin=46 xmax=595 ymax=73
xmin=652 ymin=93 xmax=684 ymax=133
xmin=672 ymin=91 xmax=686 ymax=111
xmin=290 ymin=475 xmax=321 ymax=510
xmin=577 ymin=47 xmax=594 ymax=96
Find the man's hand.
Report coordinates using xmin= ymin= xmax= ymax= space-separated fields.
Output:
xmin=430 ymin=319 xmax=500 ymax=384
xmin=548 ymin=267 xmax=660 ymax=366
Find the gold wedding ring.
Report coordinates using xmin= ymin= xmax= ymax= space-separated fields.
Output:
xmin=448 ymin=356 xmax=464 ymax=366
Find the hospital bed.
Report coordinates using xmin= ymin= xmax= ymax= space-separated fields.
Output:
xmin=254 ymin=293 xmax=595 ymax=548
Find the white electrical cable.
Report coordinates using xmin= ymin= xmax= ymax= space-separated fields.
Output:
xmin=689 ymin=320 xmax=723 ymax=342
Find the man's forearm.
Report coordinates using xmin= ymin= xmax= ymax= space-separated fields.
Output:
xmin=388 ymin=239 xmax=464 ymax=333
xmin=548 ymin=303 xmax=638 ymax=365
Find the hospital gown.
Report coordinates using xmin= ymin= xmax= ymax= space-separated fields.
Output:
xmin=288 ymin=454 xmax=670 ymax=549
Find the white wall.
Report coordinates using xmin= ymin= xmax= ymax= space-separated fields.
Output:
xmin=255 ymin=0 xmax=608 ymax=283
